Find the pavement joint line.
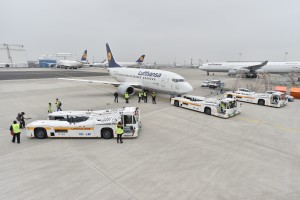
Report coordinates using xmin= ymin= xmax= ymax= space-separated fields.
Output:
xmin=244 ymin=139 xmax=300 ymax=160
xmin=221 ymin=164 xmax=286 ymax=194
xmin=0 ymin=141 xmax=51 ymax=159
xmin=193 ymin=114 xmax=266 ymax=199
xmin=62 ymin=142 xmax=138 ymax=200
xmin=238 ymin=117 xmax=300 ymax=133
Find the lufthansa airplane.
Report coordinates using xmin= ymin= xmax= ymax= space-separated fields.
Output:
xmin=58 ymin=44 xmax=193 ymax=96
xmin=88 ymin=54 xmax=145 ymax=68
xmin=199 ymin=61 xmax=300 ymax=78
xmin=51 ymin=50 xmax=88 ymax=69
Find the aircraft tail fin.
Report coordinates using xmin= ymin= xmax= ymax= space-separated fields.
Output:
xmin=81 ymin=50 xmax=88 ymax=62
xmin=106 ymin=43 xmax=121 ymax=68
xmin=136 ymin=55 xmax=145 ymax=63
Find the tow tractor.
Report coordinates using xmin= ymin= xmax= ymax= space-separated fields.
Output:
xmin=225 ymin=89 xmax=288 ymax=108
xmin=171 ymin=95 xmax=241 ymax=118
xmin=26 ymin=107 xmax=141 ymax=139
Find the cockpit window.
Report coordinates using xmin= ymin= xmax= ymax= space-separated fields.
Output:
xmin=172 ymin=79 xmax=185 ymax=82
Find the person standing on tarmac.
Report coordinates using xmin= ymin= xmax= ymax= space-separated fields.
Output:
xmin=124 ymin=92 xmax=129 ymax=103
xmin=56 ymin=98 xmax=62 ymax=111
xmin=48 ymin=103 xmax=53 ymax=113
xmin=152 ymin=91 xmax=156 ymax=104
xmin=10 ymin=121 xmax=21 ymax=143
xmin=16 ymin=112 xmax=26 ymax=129
xmin=114 ymin=91 xmax=119 ymax=103
xmin=116 ymin=122 xmax=124 ymax=143
xmin=143 ymin=91 xmax=148 ymax=103
xmin=138 ymin=91 xmax=142 ymax=103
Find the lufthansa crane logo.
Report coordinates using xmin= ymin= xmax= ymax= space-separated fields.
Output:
xmin=83 ymin=54 xmax=87 ymax=59
xmin=107 ymin=52 xmax=112 ymax=61
xmin=140 ymin=56 xmax=144 ymax=61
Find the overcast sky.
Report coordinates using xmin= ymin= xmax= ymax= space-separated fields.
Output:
xmin=1 ymin=0 xmax=300 ymax=64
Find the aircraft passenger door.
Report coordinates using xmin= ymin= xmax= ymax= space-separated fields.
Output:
xmin=161 ymin=76 xmax=166 ymax=87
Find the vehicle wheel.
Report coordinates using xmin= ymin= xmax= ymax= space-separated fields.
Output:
xmin=227 ymin=94 xmax=233 ymax=98
xmin=101 ymin=128 xmax=113 ymax=139
xmin=204 ymin=107 xmax=211 ymax=115
xmin=34 ymin=128 xmax=47 ymax=139
xmin=258 ymin=99 xmax=265 ymax=106
xmin=174 ymin=100 xmax=179 ymax=107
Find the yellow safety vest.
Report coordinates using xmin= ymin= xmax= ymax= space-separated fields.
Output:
xmin=12 ymin=124 xmax=20 ymax=134
xmin=48 ymin=105 xmax=52 ymax=113
xmin=152 ymin=92 xmax=156 ymax=97
xmin=138 ymin=92 xmax=142 ymax=97
xmin=116 ymin=127 xmax=124 ymax=134
xmin=124 ymin=93 xmax=129 ymax=99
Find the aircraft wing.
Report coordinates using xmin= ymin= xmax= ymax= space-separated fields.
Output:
xmin=244 ymin=60 xmax=268 ymax=70
xmin=58 ymin=78 xmax=141 ymax=87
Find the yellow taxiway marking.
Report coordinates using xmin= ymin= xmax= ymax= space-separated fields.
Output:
xmin=238 ymin=117 xmax=300 ymax=134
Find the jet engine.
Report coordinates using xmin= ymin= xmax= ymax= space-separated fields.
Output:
xmin=228 ymin=69 xmax=237 ymax=76
xmin=117 ymin=84 xmax=135 ymax=95
xmin=255 ymin=69 xmax=266 ymax=74
xmin=228 ymin=68 xmax=251 ymax=76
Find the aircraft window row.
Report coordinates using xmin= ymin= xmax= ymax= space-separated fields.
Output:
xmin=143 ymin=77 xmax=155 ymax=80
xmin=172 ymin=79 xmax=184 ymax=82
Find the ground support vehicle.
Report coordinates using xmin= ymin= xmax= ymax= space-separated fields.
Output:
xmin=225 ymin=90 xmax=288 ymax=107
xmin=201 ymin=80 xmax=211 ymax=87
xmin=26 ymin=107 xmax=141 ymax=139
xmin=171 ymin=95 xmax=241 ymax=118
xmin=265 ymin=91 xmax=294 ymax=102
xmin=208 ymin=80 xmax=221 ymax=88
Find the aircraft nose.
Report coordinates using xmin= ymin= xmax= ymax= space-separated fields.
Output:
xmin=183 ymin=82 xmax=193 ymax=93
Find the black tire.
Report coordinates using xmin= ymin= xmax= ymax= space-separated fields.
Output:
xmin=101 ymin=128 xmax=113 ymax=139
xmin=204 ymin=107 xmax=211 ymax=115
xmin=258 ymin=99 xmax=265 ymax=106
xmin=227 ymin=94 xmax=233 ymax=98
xmin=34 ymin=128 xmax=47 ymax=139
xmin=174 ymin=100 xmax=179 ymax=107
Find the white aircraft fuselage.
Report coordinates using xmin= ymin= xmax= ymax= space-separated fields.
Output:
xmin=57 ymin=60 xmax=85 ymax=68
xmin=109 ymin=67 xmax=193 ymax=95
xmin=200 ymin=62 xmax=300 ymax=74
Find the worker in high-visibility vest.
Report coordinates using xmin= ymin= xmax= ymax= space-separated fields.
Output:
xmin=143 ymin=91 xmax=148 ymax=103
xmin=138 ymin=91 xmax=143 ymax=103
xmin=48 ymin=103 xmax=53 ymax=113
xmin=116 ymin=122 xmax=124 ymax=143
xmin=55 ymin=98 xmax=62 ymax=111
xmin=124 ymin=92 xmax=129 ymax=103
xmin=10 ymin=121 xmax=21 ymax=143
xmin=152 ymin=91 xmax=156 ymax=104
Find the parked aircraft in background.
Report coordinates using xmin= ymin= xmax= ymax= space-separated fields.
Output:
xmin=58 ymin=43 xmax=193 ymax=96
xmin=88 ymin=54 xmax=147 ymax=68
xmin=113 ymin=54 xmax=145 ymax=67
xmin=50 ymin=50 xmax=88 ymax=69
xmin=88 ymin=59 xmax=107 ymax=67
xmin=199 ymin=61 xmax=300 ymax=78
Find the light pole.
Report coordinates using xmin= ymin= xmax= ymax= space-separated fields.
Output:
xmin=239 ymin=53 xmax=242 ymax=61
xmin=285 ymin=52 xmax=288 ymax=62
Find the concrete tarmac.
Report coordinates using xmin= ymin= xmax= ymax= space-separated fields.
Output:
xmin=0 ymin=68 xmax=108 ymax=80
xmin=0 ymin=68 xmax=300 ymax=200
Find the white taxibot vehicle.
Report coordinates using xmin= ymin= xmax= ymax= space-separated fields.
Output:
xmin=26 ymin=107 xmax=141 ymax=139
xmin=224 ymin=88 xmax=288 ymax=108
xmin=170 ymin=95 xmax=241 ymax=118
